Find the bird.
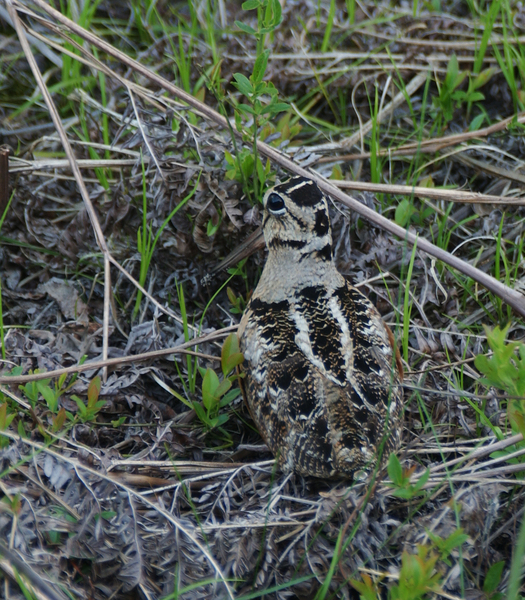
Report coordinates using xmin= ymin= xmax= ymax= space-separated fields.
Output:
xmin=238 ymin=176 xmax=403 ymax=479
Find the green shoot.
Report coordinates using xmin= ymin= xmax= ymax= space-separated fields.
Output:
xmin=233 ymin=0 xmax=288 ymax=200
xmin=134 ymin=169 xmax=201 ymax=320
xmin=195 ymin=333 xmax=244 ymax=431
xmin=321 ymin=0 xmax=336 ymax=53
xmin=475 ymin=324 xmax=525 ymax=437
xmin=387 ymin=453 xmax=430 ymax=499
xmin=389 ymin=546 xmax=441 ymax=600
xmin=71 ymin=376 xmax=104 ymax=423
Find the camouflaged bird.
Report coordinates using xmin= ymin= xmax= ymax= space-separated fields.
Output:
xmin=238 ymin=176 xmax=403 ymax=479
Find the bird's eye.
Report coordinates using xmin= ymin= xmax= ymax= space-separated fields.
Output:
xmin=267 ymin=193 xmax=286 ymax=214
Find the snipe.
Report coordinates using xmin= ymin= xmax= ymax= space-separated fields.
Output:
xmin=238 ymin=176 xmax=403 ymax=478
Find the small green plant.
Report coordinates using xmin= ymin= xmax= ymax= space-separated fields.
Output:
xmin=389 ymin=546 xmax=442 ymax=600
xmin=195 ymin=333 xmax=244 ymax=430
xmin=426 ymin=528 xmax=468 ymax=566
xmin=351 ymin=544 xmax=443 ymax=600
xmin=432 ymin=55 xmax=493 ymax=128
xmin=233 ymin=0 xmax=289 ymax=200
xmin=260 ymin=111 xmax=302 ymax=147
xmin=474 ymin=324 xmax=525 ymax=436
xmin=433 ymin=55 xmax=466 ymax=122
xmin=224 ymin=147 xmax=272 ymax=190
xmin=134 ymin=169 xmax=201 ymax=320
xmin=387 ymin=453 xmax=430 ymax=499
xmin=19 ymin=365 xmax=83 ymax=414
xmin=492 ymin=7 xmax=525 ymax=113
xmin=227 ymin=286 xmax=247 ymax=315
xmin=475 ymin=324 xmax=525 ymax=476
xmin=350 ymin=572 xmax=382 ymax=600
xmin=161 ymin=333 xmax=244 ymax=432
xmin=395 ymin=198 xmax=435 ymax=228
xmin=71 ymin=376 xmax=104 ymax=423
xmin=73 ymin=97 xmax=110 ymax=190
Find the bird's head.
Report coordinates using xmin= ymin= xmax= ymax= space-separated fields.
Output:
xmin=262 ymin=177 xmax=333 ymax=263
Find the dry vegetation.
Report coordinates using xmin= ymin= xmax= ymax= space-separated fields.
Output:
xmin=1 ymin=0 xmax=525 ymax=599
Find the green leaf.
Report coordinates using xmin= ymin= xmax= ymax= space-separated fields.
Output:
xmin=350 ymin=574 xmax=379 ymax=600
xmin=232 ymin=73 xmax=253 ymax=97
xmin=242 ymin=0 xmax=260 ymax=9
xmin=269 ymin=0 xmax=282 ymax=27
xmin=387 ymin=453 xmax=403 ymax=486
xmin=17 ymin=420 xmax=28 ymax=439
xmin=235 ymin=20 xmax=257 ymax=35
xmin=472 ymin=67 xmax=496 ymax=89
xmin=72 ymin=395 xmax=87 ymax=417
xmin=267 ymin=102 xmax=290 ymax=113
xmin=220 ymin=388 xmax=241 ymax=407
xmin=259 ymin=24 xmax=279 ymax=34
xmin=214 ymin=413 xmax=229 ymax=427
xmin=37 ymin=382 xmax=58 ymax=412
xmin=224 ymin=151 xmax=235 ymax=166
xmin=87 ymin=376 xmax=101 ymax=408
xmin=225 ymin=353 xmax=244 ymax=376
xmin=468 ymin=91 xmax=485 ymax=102
xmin=252 ymin=49 xmax=269 ymax=85
xmin=484 ymin=561 xmax=505 ymax=594
xmin=237 ymin=103 xmax=257 ymax=116
xmin=395 ymin=198 xmax=416 ymax=227
xmin=0 ymin=402 xmax=7 ymax=430
xmin=469 ymin=113 xmax=485 ymax=131
xmin=52 ymin=408 xmax=66 ymax=432
xmin=215 ymin=379 xmax=232 ymax=398
xmin=202 ymin=368 xmax=220 ymax=410
xmin=392 ymin=488 xmax=413 ymax=499
xmin=193 ymin=401 xmax=210 ymax=425
xmin=221 ymin=333 xmax=240 ymax=376
xmin=58 ymin=373 xmax=67 ymax=389
xmin=451 ymin=90 xmax=467 ymax=102
xmin=413 ymin=467 xmax=430 ymax=492
xmin=240 ymin=152 xmax=255 ymax=177
xmin=98 ymin=510 xmax=117 ymax=520
xmin=445 ymin=54 xmax=459 ymax=87
xmin=0 ymin=403 xmax=15 ymax=431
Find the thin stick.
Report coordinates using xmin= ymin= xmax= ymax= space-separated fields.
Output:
xmin=317 ymin=109 xmax=525 ymax=160
xmin=334 ymin=179 xmax=525 ymax=204
xmin=0 ymin=326 xmax=237 ymax=385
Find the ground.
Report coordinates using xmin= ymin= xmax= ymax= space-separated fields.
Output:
xmin=1 ymin=1 xmax=525 ymax=599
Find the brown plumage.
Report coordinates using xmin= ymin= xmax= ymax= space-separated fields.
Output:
xmin=238 ymin=177 xmax=403 ymax=478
